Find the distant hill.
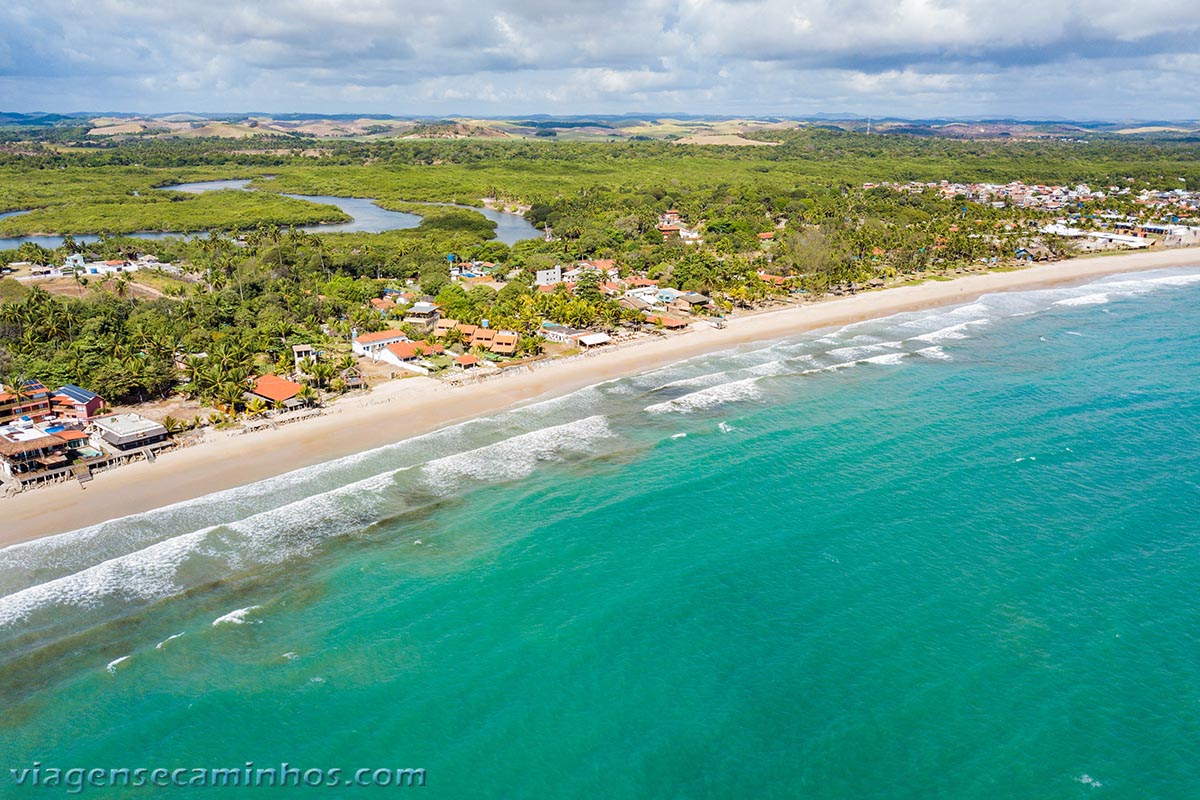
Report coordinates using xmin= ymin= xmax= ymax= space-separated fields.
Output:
xmin=1 ymin=112 xmax=1198 ymax=142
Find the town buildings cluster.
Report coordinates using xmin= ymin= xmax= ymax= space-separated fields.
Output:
xmin=867 ymin=179 xmax=1200 ymax=218
xmin=0 ymin=380 xmax=170 ymax=491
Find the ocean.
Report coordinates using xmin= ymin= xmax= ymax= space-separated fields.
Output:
xmin=2 ymin=267 xmax=1199 ymax=798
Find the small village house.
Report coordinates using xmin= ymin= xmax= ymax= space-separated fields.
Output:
xmin=291 ymin=344 xmax=315 ymax=370
xmin=50 ymin=385 xmax=106 ymax=422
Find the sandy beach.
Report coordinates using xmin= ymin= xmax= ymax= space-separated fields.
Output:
xmin=3 ymin=247 xmax=1197 ymax=545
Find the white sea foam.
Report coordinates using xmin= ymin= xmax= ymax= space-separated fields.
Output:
xmin=217 ymin=468 xmax=401 ymax=566
xmin=911 ymin=319 xmax=990 ymax=343
xmin=717 ymin=422 xmax=735 ymax=433
xmin=646 ymin=377 xmax=763 ymax=414
xmin=421 ymin=416 xmax=613 ymax=489
xmin=862 ymin=352 xmax=907 ymax=365
xmin=916 ymin=346 xmax=951 ymax=360
xmin=744 ymin=360 xmax=790 ymax=377
xmin=650 ymin=371 xmax=731 ymax=392
xmin=155 ymin=632 xmax=184 ymax=649
xmin=1054 ymin=293 xmax=1109 ymax=306
xmin=106 ymin=655 xmax=130 ymax=674
xmin=0 ymin=421 xmax=471 ymax=593
xmin=826 ymin=344 xmax=891 ymax=360
xmin=670 ymin=433 xmax=688 ymax=440
xmin=0 ymin=527 xmax=213 ymax=628
xmin=948 ymin=301 xmax=991 ymax=316
xmin=212 ymin=605 xmax=261 ymax=626
xmin=0 ymin=417 xmax=616 ymax=629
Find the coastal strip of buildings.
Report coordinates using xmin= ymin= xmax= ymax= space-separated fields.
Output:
xmin=0 ymin=380 xmax=169 ymax=493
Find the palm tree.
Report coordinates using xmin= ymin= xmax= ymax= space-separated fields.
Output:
xmin=307 ymin=361 xmax=335 ymax=389
xmin=297 ymin=385 xmax=320 ymax=408
xmin=244 ymin=397 xmax=268 ymax=418
xmin=216 ymin=382 xmax=245 ymax=414
xmin=308 ymin=233 xmax=329 ymax=279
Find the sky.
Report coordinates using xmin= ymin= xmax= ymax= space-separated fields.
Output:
xmin=2 ymin=0 xmax=1199 ymax=120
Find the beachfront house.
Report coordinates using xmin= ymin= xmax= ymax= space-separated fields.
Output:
xmin=50 ymin=384 xmax=106 ymax=422
xmin=644 ymin=314 xmax=689 ymax=330
xmin=91 ymin=414 xmax=170 ymax=453
xmin=470 ymin=328 xmax=497 ymax=350
xmin=0 ymin=380 xmax=52 ymax=425
xmin=541 ymin=322 xmax=585 ymax=344
xmin=655 ymin=288 xmax=684 ymax=305
xmin=490 ymin=331 xmax=519 ymax=357
xmin=673 ymin=292 xmax=713 ymax=313
xmin=352 ymin=329 xmax=409 ymax=358
xmin=377 ymin=341 xmax=444 ymax=374
xmin=249 ymin=375 xmax=305 ymax=409
xmin=0 ymin=423 xmax=70 ymax=478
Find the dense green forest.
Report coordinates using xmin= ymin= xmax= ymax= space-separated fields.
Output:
xmin=1 ymin=130 xmax=1197 ymax=414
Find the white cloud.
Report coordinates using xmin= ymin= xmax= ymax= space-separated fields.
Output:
xmin=0 ymin=0 xmax=1197 ymax=117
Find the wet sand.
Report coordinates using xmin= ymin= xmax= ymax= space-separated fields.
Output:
xmin=3 ymin=247 xmax=1197 ymax=544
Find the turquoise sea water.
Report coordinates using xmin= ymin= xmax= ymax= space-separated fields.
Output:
xmin=2 ymin=268 xmax=1199 ymax=798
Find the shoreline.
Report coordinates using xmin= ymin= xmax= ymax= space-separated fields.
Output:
xmin=4 ymin=247 xmax=1198 ymax=546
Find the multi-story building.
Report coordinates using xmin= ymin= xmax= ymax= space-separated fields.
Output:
xmin=0 ymin=380 xmax=52 ymax=425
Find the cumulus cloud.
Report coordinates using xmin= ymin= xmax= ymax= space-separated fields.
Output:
xmin=1 ymin=0 xmax=1197 ymax=117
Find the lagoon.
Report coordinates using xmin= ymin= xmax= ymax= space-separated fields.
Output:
xmin=0 ymin=179 xmax=540 ymax=250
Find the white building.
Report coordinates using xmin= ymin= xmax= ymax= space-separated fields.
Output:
xmin=534 ymin=265 xmax=562 ymax=286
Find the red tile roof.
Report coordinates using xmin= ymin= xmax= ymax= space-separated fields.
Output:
xmin=251 ymin=375 xmax=303 ymax=403
xmin=645 ymin=315 xmax=688 ymax=329
xmin=455 ymin=354 xmax=480 ymax=366
xmin=385 ymin=341 xmax=444 ymax=360
xmin=54 ymin=430 xmax=90 ymax=442
xmin=354 ymin=329 xmax=408 ymax=345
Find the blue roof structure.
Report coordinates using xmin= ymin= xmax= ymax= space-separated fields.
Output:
xmin=55 ymin=384 xmax=100 ymax=403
